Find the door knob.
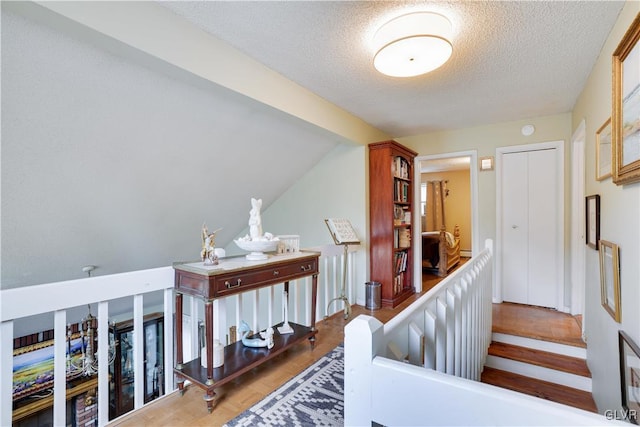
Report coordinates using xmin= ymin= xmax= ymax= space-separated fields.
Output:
xmin=512 ymin=225 xmax=518 ymax=229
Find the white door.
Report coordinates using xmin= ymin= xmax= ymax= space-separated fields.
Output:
xmin=501 ymin=148 xmax=558 ymax=308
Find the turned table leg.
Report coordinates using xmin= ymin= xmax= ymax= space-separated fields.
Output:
xmin=203 ymin=389 xmax=216 ymax=413
xmin=309 ymin=273 xmax=318 ymax=349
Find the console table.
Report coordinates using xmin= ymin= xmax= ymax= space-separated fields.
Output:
xmin=173 ymin=251 xmax=320 ymax=413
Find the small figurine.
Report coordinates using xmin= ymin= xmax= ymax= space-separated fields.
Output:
xmin=200 ymin=223 xmax=221 ymax=265
xmin=238 ymin=320 xmax=274 ymax=349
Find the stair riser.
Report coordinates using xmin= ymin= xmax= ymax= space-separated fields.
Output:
xmin=485 ymin=355 xmax=592 ymax=392
xmin=492 ymin=333 xmax=586 ymax=359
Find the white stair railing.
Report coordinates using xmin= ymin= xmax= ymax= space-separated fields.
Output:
xmin=344 ymin=239 xmax=621 ymax=426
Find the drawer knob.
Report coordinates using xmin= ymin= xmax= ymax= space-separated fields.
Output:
xmin=273 ymin=270 xmax=279 ymax=276
xmin=300 ymin=264 xmax=312 ymax=272
xmin=225 ymin=279 xmax=242 ymax=289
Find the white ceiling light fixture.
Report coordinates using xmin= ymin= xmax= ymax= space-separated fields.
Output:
xmin=373 ymin=12 xmax=453 ymax=78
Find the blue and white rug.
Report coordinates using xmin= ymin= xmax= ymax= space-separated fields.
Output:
xmin=224 ymin=345 xmax=344 ymax=427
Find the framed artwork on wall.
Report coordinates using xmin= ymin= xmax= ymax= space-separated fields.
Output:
xmin=599 ymin=239 xmax=621 ymax=322
xmin=619 ymin=331 xmax=640 ymax=424
xmin=596 ymin=117 xmax=612 ymax=180
xmin=585 ymin=194 xmax=600 ymax=250
xmin=612 ymin=13 xmax=640 ymax=185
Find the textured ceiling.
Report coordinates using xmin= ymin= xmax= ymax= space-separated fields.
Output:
xmin=160 ymin=1 xmax=624 ymax=138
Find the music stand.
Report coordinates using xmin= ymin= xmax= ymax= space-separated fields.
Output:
xmin=324 ymin=219 xmax=360 ymax=320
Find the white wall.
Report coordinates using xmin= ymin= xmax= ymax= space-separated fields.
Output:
xmin=1 ymin=4 xmax=350 ymax=288
xmin=571 ymin=0 xmax=640 ymax=413
xmin=229 ymin=143 xmax=369 ymax=305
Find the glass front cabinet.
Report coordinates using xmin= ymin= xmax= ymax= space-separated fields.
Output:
xmin=109 ymin=312 xmax=164 ymax=420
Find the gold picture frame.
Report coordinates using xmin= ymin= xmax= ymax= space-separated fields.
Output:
xmin=596 ymin=118 xmax=612 ymax=181
xmin=612 ymin=13 xmax=640 ymax=185
xmin=599 ymin=239 xmax=621 ymax=322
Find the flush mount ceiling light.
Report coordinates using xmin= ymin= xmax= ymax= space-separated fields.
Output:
xmin=373 ymin=12 xmax=453 ymax=78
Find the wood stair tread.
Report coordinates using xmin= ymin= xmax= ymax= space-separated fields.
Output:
xmin=488 ymin=341 xmax=591 ymax=377
xmin=481 ymin=367 xmax=597 ymax=413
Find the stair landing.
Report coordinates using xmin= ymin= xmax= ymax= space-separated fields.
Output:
xmin=492 ymin=302 xmax=585 ymax=348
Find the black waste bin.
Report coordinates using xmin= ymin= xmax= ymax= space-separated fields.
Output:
xmin=365 ymin=281 xmax=381 ymax=310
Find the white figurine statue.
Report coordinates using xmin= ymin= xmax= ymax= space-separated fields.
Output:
xmin=238 ymin=320 xmax=274 ymax=349
xmin=248 ymin=197 xmax=263 ymax=240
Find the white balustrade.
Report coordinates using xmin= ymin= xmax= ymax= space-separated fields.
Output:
xmin=344 ymin=239 xmax=621 ymax=426
xmin=0 ymin=244 xmax=355 ymax=426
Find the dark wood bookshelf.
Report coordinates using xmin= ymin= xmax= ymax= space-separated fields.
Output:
xmin=369 ymin=140 xmax=417 ymax=308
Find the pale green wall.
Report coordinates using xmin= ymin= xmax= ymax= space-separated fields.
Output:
xmin=572 ymin=1 xmax=640 ymax=414
xmin=225 ymin=143 xmax=369 ymax=305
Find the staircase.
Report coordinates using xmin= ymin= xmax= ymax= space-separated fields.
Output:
xmin=481 ymin=308 xmax=598 ymax=413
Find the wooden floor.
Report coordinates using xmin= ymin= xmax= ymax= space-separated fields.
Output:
xmin=109 ymin=302 xmax=412 ymax=427
xmin=109 ymin=275 xmax=587 ymax=426
xmin=492 ymin=302 xmax=585 ymax=348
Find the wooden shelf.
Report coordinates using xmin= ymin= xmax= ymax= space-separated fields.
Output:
xmin=176 ymin=322 xmax=316 ymax=387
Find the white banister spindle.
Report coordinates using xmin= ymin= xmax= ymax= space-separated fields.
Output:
xmin=0 ymin=320 xmax=13 ymax=427
xmin=235 ymin=294 xmax=242 ymax=335
xmin=190 ymin=296 xmax=199 ymax=360
xmin=252 ymin=290 xmax=259 ymax=333
xmin=424 ymin=309 xmax=436 ymax=370
xmin=453 ymin=283 xmax=462 ymax=377
xmin=133 ymin=294 xmax=144 ymax=409
xmin=293 ymin=280 xmax=301 ymax=324
xmin=435 ymin=298 xmax=447 ymax=373
xmin=53 ymin=310 xmax=67 ymax=427
xmin=98 ymin=301 xmax=110 ymax=427
xmin=445 ymin=289 xmax=455 ymax=375
xmin=164 ymin=287 xmax=175 ymax=394
xmin=268 ymin=286 xmax=275 ymax=328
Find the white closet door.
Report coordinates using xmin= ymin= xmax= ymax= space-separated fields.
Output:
xmin=501 ymin=148 xmax=559 ymax=308
xmin=527 ymin=149 xmax=558 ymax=307
xmin=502 ymin=151 xmax=529 ymax=304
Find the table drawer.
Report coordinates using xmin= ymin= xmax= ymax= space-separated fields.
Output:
xmin=214 ymin=258 xmax=318 ymax=297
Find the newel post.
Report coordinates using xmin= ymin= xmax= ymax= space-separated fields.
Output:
xmin=344 ymin=315 xmax=384 ymax=426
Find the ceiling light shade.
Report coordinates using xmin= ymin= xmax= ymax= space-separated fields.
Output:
xmin=373 ymin=12 xmax=452 ymax=78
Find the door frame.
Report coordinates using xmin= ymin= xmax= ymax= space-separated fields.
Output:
xmin=570 ymin=120 xmax=586 ymax=317
xmin=495 ymin=140 xmax=565 ymax=310
xmin=413 ymin=150 xmax=479 ymax=293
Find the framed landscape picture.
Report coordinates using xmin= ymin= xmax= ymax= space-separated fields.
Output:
xmin=585 ymin=195 xmax=600 ymax=250
xmin=613 ymin=13 xmax=640 ymax=185
xmin=596 ymin=118 xmax=612 ymax=180
xmin=599 ymin=240 xmax=621 ymax=322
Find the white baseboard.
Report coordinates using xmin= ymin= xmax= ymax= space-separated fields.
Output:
xmin=460 ymin=250 xmax=472 ymax=257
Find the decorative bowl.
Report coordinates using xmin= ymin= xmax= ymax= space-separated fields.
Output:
xmin=234 ymin=239 xmax=279 ymax=260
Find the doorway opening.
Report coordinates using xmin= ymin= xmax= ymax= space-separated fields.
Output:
xmin=414 ymin=151 xmax=479 ymax=293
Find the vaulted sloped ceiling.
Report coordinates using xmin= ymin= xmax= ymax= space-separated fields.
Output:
xmin=1 ymin=2 xmax=375 ymax=288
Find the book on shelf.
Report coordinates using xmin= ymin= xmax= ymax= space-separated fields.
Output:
xmin=394 ymin=251 xmax=408 ymax=275
xmin=324 ymin=218 xmax=360 ymax=245
xmin=394 ymin=228 xmax=411 ymax=248
xmin=392 ymin=156 xmax=410 ymax=179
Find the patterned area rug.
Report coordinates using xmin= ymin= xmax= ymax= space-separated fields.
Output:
xmin=224 ymin=345 xmax=344 ymax=427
